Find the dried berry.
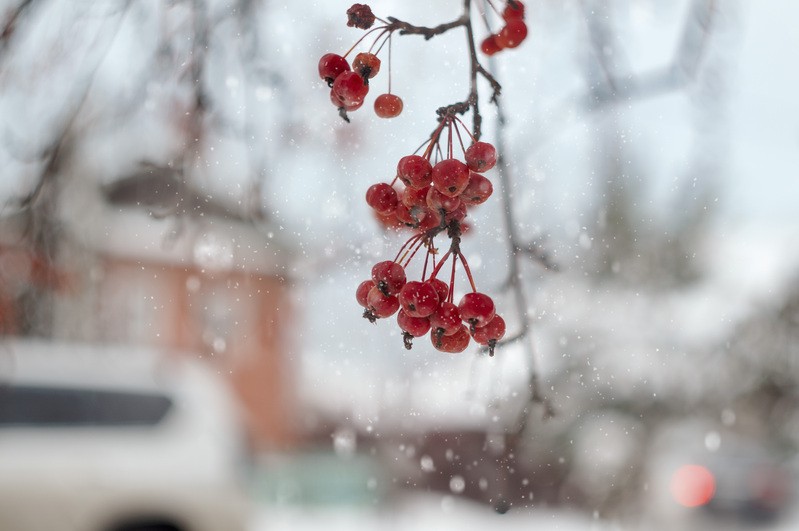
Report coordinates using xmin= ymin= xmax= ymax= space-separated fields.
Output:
xmin=346 ymin=4 xmax=376 ymax=30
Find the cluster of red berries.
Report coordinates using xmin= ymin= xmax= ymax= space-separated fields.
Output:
xmin=356 ymin=117 xmax=506 ymax=355
xmin=318 ymin=4 xmax=509 ymax=355
xmin=366 ymin=139 xmax=496 ymax=231
xmin=480 ymin=1 xmax=528 ymax=56
xmin=357 ymin=261 xmax=506 ymax=354
xmin=317 ymin=4 xmax=403 ymax=120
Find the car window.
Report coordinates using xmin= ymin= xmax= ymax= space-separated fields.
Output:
xmin=0 ymin=385 xmax=172 ymax=427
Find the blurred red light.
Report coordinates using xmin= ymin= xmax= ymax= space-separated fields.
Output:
xmin=671 ymin=464 xmax=716 ymax=507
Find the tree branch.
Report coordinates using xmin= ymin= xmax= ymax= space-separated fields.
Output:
xmin=385 ymin=15 xmax=468 ymax=40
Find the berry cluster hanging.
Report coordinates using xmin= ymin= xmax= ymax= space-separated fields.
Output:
xmin=480 ymin=0 xmax=528 ymax=55
xmin=317 ymin=4 xmax=404 ymax=121
xmin=317 ymin=2 xmax=527 ymax=355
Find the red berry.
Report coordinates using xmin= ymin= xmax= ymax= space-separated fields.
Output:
xmin=426 ymin=186 xmax=462 ymax=213
xmin=458 ymin=292 xmax=496 ymax=328
xmin=397 ymin=155 xmax=433 ymax=189
xmin=397 ymin=310 xmax=431 ymax=337
xmin=417 ymin=207 xmax=443 ymax=232
xmin=425 ymin=278 xmax=450 ymax=303
xmin=431 ymin=324 xmax=470 ymax=353
xmin=331 ymin=71 xmax=369 ymax=107
xmin=374 ymin=94 xmax=404 ymax=118
xmin=472 ymin=315 xmax=506 ymax=345
xmin=371 ymin=260 xmax=406 ymax=296
xmin=394 ymin=203 xmax=422 ymax=227
xmin=432 ymin=159 xmax=470 ymax=197
xmin=399 ymin=281 xmax=440 ymax=318
xmin=347 ymin=4 xmax=376 ymax=29
xmin=503 ymin=1 xmax=525 ymax=21
xmin=353 ymin=52 xmax=381 ymax=79
xmin=356 ymin=279 xmax=374 ymax=308
xmin=330 ymin=89 xmax=363 ymax=111
xmin=464 ymin=142 xmax=498 ymax=172
xmin=480 ymin=35 xmax=503 ymax=56
xmin=367 ymin=286 xmax=399 ymax=318
xmin=429 ymin=301 xmax=462 ymax=336
xmin=318 ymin=53 xmax=351 ymax=84
xmin=444 ymin=202 xmax=467 ymax=224
xmin=496 ymin=20 xmax=528 ymax=49
xmin=373 ymin=209 xmax=404 ymax=231
xmin=366 ymin=183 xmax=399 ymax=214
xmin=401 ymin=185 xmax=429 ymax=209
xmin=460 ymin=173 xmax=493 ymax=206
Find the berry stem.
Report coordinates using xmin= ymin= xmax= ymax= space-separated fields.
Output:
xmin=454 ymin=116 xmax=479 ymax=143
xmin=434 ymin=143 xmax=444 ymax=163
xmin=447 ymin=120 xmax=453 ymax=159
xmin=388 ymin=32 xmax=394 ymax=93
xmin=449 ymin=252 xmax=457 ymax=302
xmin=401 ymin=234 xmax=428 ymax=268
xmin=343 ymin=25 xmax=388 ymax=59
xmin=458 ymin=251 xmax=478 ymax=292
xmin=477 ymin=0 xmax=498 ymax=33
xmin=422 ymin=242 xmax=431 ymax=280
xmin=394 ymin=232 xmax=423 ymax=263
xmin=429 ymin=249 xmax=452 ymax=280
xmin=453 ymin=120 xmax=467 ymax=156
xmin=370 ymin=28 xmax=392 ymax=55
xmin=422 ymin=119 xmax=448 ymax=160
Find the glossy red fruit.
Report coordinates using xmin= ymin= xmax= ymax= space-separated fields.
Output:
xmin=356 ymin=280 xmax=374 ymax=308
xmin=480 ymin=35 xmax=503 ymax=56
xmin=373 ymin=210 xmax=403 ymax=231
xmin=465 ymin=142 xmax=498 ymax=172
xmin=472 ymin=315 xmax=506 ymax=345
xmin=394 ymin=203 xmax=422 ymax=227
xmin=417 ymin=207 xmax=443 ymax=232
xmin=429 ymin=301 xmax=462 ymax=336
xmin=331 ymin=71 xmax=369 ymax=107
xmin=318 ymin=53 xmax=351 ymax=84
xmin=401 ymin=186 xmax=429 ymax=209
xmin=503 ymin=0 xmax=525 ymax=20
xmin=458 ymin=292 xmax=496 ymax=328
xmin=330 ymin=90 xmax=363 ymax=111
xmin=444 ymin=203 xmax=467 ymax=224
xmin=366 ymin=183 xmax=399 ymax=214
xmin=496 ymin=20 xmax=528 ymax=49
xmin=431 ymin=324 xmax=470 ymax=353
xmin=460 ymin=173 xmax=493 ymax=206
xmin=432 ymin=159 xmax=470 ymax=197
xmin=397 ymin=155 xmax=433 ymax=189
xmin=374 ymin=94 xmax=403 ymax=118
xmin=353 ymin=52 xmax=381 ymax=79
xmin=399 ymin=281 xmax=440 ymax=318
xmin=426 ymin=186 xmax=461 ymax=213
xmin=425 ymin=278 xmax=450 ymax=304
xmin=367 ymin=286 xmax=399 ymax=318
xmin=397 ymin=310 xmax=431 ymax=337
xmin=371 ymin=261 xmax=406 ymax=296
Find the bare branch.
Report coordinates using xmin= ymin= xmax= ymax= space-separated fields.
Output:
xmin=385 ymin=15 xmax=468 ymax=40
xmin=0 ymin=0 xmax=34 ymax=58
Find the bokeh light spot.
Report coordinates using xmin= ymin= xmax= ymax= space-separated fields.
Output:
xmin=671 ymin=464 xmax=716 ymax=507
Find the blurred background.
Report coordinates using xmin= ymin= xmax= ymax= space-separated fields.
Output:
xmin=1 ymin=0 xmax=798 ymax=530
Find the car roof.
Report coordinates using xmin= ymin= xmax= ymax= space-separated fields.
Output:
xmin=0 ymin=339 xmax=183 ymax=393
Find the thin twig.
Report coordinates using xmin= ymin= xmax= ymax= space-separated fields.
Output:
xmin=493 ymin=89 xmax=555 ymax=424
xmin=385 ymin=15 xmax=468 ymax=40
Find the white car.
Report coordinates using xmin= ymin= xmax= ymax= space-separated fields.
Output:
xmin=0 ymin=339 xmax=250 ymax=531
